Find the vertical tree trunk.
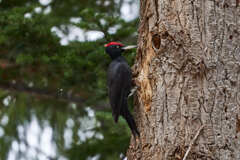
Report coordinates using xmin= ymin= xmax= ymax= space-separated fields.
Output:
xmin=127 ymin=0 xmax=240 ymax=159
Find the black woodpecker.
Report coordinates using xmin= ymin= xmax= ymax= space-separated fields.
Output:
xmin=104 ymin=42 xmax=140 ymax=137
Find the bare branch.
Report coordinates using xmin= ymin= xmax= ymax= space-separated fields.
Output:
xmin=182 ymin=125 xmax=205 ymax=160
xmin=0 ymin=81 xmax=109 ymax=110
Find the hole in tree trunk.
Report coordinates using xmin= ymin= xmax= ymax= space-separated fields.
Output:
xmin=152 ymin=34 xmax=161 ymax=49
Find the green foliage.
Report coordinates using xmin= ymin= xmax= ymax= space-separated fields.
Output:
xmin=65 ymin=111 xmax=131 ymax=160
xmin=0 ymin=0 xmax=138 ymax=159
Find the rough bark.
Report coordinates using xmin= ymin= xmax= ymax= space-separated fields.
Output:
xmin=127 ymin=0 xmax=240 ymax=160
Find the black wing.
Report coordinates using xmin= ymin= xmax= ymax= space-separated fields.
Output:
xmin=107 ymin=61 xmax=132 ymax=122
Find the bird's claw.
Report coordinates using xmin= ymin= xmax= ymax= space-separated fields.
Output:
xmin=128 ymin=86 xmax=138 ymax=98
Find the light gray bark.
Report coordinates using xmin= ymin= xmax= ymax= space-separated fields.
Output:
xmin=127 ymin=0 xmax=240 ymax=160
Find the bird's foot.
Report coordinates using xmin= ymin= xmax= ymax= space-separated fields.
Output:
xmin=128 ymin=86 xmax=139 ymax=98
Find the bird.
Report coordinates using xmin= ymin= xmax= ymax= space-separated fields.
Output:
xmin=104 ymin=42 xmax=140 ymax=137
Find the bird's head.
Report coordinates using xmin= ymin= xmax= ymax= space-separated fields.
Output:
xmin=104 ymin=42 xmax=136 ymax=59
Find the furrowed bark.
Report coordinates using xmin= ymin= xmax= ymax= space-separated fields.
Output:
xmin=128 ymin=0 xmax=240 ymax=159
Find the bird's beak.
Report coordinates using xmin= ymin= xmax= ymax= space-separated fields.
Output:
xmin=104 ymin=44 xmax=108 ymax=47
xmin=122 ymin=45 xmax=137 ymax=50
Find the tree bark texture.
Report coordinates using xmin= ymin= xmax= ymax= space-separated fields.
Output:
xmin=127 ymin=0 xmax=240 ymax=160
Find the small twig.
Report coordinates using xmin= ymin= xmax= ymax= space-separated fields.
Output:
xmin=182 ymin=124 xmax=205 ymax=160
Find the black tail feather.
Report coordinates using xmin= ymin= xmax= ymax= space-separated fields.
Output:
xmin=122 ymin=108 xmax=140 ymax=137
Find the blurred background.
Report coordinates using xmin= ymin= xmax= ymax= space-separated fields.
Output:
xmin=0 ymin=0 xmax=139 ymax=159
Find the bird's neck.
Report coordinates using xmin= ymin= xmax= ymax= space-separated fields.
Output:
xmin=110 ymin=54 xmax=123 ymax=60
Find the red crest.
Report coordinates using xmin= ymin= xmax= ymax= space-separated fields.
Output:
xmin=104 ymin=42 xmax=124 ymax=47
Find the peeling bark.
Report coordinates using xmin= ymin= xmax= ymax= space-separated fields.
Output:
xmin=128 ymin=0 xmax=240 ymax=159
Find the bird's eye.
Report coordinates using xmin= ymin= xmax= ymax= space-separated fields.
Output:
xmin=116 ymin=45 xmax=119 ymax=48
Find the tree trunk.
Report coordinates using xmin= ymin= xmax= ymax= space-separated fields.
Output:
xmin=127 ymin=0 xmax=240 ymax=159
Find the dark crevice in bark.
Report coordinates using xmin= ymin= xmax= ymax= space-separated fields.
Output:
xmin=154 ymin=0 xmax=159 ymax=22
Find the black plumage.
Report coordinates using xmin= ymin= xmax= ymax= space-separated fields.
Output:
xmin=105 ymin=42 xmax=139 ymax=137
